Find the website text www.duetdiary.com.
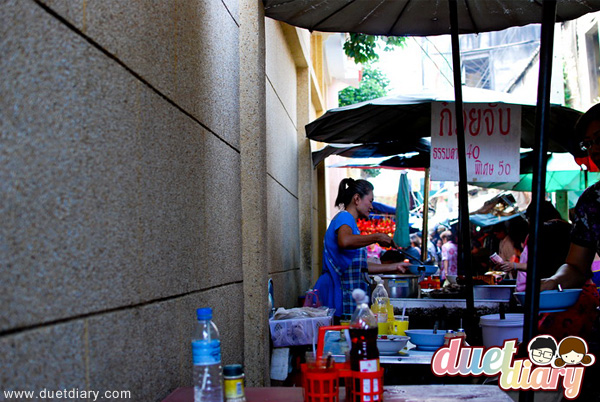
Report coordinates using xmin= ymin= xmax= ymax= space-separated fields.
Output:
xmin=3 ymin=388 xmax=131 ymax=401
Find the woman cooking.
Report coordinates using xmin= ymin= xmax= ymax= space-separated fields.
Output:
xmin=314 ymin=178 xmax=410 ymax=321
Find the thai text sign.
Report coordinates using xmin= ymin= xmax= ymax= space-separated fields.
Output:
xmin=430 ymin=102 xmax=521 ymax=182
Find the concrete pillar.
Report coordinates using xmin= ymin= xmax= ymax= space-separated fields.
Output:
xmin=315 ymin=162 xmax=327 ymax=282
xmin=240 ymin=0 xmax=269 ymax=386
xmin=297 ymin=67 xmax=313 ymax=291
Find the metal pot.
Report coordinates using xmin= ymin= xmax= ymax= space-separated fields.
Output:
xmin=370 ymin=274 xmax=420 ymax=299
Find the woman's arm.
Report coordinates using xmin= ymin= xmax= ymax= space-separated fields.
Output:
xmin=540 ymin=243 xmax=594 ymax=290
xmin=368 ymin=261 xmax=410 ymax=274
xmin=337 ymin=225 xmax=393 ymax=249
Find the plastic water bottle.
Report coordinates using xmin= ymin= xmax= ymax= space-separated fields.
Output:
xmin=370 ymin=276 xmax=394 ymax=335
xmin=192 ymin=307 xmax=224 ymax=402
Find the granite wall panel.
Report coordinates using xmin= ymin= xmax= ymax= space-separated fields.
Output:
xmin=265 ymin=18 xmax=298 ymax=128
xmin=42 ymin=0 xmax=240 ymax=148
xmin=266 ymin=177 xmax=300 ymax=308
xmin=266 ymin=84 xmax=299 ymax=196
xmin=87 ymin=284 xmax=244 ymax=401
xmin=0 ymin=321 xmax=87 ymax=397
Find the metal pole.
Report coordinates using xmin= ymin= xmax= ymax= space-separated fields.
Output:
xmin=449 ymin=0 xmax=476 ymax=340
xmin=421 ymin=168 xmax=431 ymax=260
xmin=519 ymin=1 xmax=556 ymax=401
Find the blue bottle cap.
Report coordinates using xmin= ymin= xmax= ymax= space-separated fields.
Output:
xmin=196 ymin=307 xmax=212 ymax=320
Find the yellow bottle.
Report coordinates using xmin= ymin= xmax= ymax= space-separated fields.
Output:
xmin=371 ymin=276 xmax=392 ymax=335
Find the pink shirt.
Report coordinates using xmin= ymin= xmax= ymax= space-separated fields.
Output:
xmin=516 ymin=244 xmax=528 ymax=292
xmin=441 ymin=241 xmax=458 ymax=276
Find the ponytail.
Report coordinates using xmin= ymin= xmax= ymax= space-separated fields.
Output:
xmin=335 ymin=178 xmax=374 ymax=209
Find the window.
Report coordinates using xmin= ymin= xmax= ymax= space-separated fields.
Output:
xmin=585 ymin=26 xmax=600 ymax=102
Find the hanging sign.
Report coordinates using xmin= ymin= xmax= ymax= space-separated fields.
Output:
xmin=430 ymin=102 xmax=521 ymax=182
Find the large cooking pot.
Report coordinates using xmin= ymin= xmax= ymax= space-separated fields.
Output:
xmin=370 ymin=274 xmax=420 ymax=299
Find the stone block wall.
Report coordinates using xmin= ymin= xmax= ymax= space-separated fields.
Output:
xmin=1 ymin=0 xmax=318 ymax=399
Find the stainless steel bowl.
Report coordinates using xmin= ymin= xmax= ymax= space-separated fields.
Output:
xmin=370 ymin=274 xmax=420 ymax=298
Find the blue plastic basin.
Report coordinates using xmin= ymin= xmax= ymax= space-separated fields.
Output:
xmin=404 ymin=329 xmax=446 ymax=351
xmin=513 ymin=289 xmax=582 ymax=312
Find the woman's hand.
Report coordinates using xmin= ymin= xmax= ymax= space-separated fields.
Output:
xmin=374 ymin=232 xmax=394 ymax=247
xmin=392 ymin=262 xmax=410 ymax=274
xmin=498 ymin=261 xmax=514 ymax=272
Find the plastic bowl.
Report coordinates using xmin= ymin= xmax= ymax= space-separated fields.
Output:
xmin=376 ymin=335 xmax=410 ymax=355
xmin=407 ymin=264 xmax=438 ymax=276
xmin=404 ymin=329 xmax=446 ymax=351
xmin=513 ymin=289 xmax=582 ymax=312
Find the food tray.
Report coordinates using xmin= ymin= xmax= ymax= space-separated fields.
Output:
xmin=269 ymin=316 xmax=333 ymax=347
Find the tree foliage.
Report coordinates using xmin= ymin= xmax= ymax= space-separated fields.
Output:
xmin=338 ymin=65 xmax=391 ymax=107
xmin=343 ymin=33 xmax=406 ymax=64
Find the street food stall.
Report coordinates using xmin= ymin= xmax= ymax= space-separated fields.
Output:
xmin=261 ymin=1 xmax=600 ymax=401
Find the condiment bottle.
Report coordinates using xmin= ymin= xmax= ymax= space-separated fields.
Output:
xmin=349 ymin=289 xmax=380 ymax=402
xmin=223 ymin=364 xmax=246 ymax=402
xmin=371 ymin=276 xmax=393 ymax=335
xmin=443 ymin=329 xmax=455 ymax=346
xmin=455 ymin=319 xmax=466 ymax=346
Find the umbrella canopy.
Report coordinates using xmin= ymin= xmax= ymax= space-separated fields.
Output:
xmin=312 ymin=137 xmax=431 ymax=167
xmin=327 ymin=152 xmax=430 ymax=170
xmin=306 ymin=87 xmax=584 ymax=156
xmin=264 ymin=0 xmax=600 ymax=37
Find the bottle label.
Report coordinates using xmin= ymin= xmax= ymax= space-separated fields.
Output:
xmin=359 ymin=359 xmax=380 ymax=402
xmin=192 ymin=339 xmax=221 ymax=365
xmin=224 ymin=378 xmax=244 ymax=398
xmin=358 ymin=359 xmax=379 ymax=373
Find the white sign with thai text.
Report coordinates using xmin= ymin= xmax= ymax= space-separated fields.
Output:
xmin=430 ymin=102 xmax=521 ymax=182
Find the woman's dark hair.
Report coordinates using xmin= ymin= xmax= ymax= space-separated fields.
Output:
xmin=525 ymin=200 xmax=562 ymax=223
xmin=335 ymin=178 xmax=374 ymax=209
xmin=575 ymin=103 xmax=600 ymax=140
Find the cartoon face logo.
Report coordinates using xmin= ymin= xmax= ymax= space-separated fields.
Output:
xmin=528 ymin=336 xmax=557 ymax=365
xmin=553 ymin=336 xmax=596 ymax=368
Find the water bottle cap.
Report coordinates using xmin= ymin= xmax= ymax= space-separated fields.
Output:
xmin=224 ymin=364 xmax=244 ymax=377
xmin=196 ymin=307 xmax=213 ymax=320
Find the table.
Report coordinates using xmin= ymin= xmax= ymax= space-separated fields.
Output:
xmin=162 ymin=385 xmax=514 ymax=401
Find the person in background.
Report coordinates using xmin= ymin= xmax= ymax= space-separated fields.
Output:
xmin=427 ymin=228 xmax=441 ymax=266
xmin=492 ymin=222 xmax=516 ymax=264
xmin=497 ymin=201 xmax=563 ymax=292
xmin=313 ymin=178 xmax=409 ymax=321
xmin=440 ymin=230 xmax=458 ymax=281
xmin=539 ymin=104 xmax=600 ymax=349
xmin=404 ymin=233 xmax=422 ymax=261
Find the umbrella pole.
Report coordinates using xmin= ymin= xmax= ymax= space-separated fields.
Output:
xmin=421 ymin=168 xmax=430 ymax=259
xmin=520 ymin=1 xmax=556 ymax=401
xmin=449 ymin=0 xmax=476 ymax=342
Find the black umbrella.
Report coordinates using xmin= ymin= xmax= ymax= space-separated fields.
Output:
xmin=264 ymin=0 xmax=600 ymax=37
xmin=311 ymin=137 xmax=431 ymax=167
xmin=264 ymin=1 xmax=600 ymax=379
xmin=306 ymin=88 xmax=583 ymax=156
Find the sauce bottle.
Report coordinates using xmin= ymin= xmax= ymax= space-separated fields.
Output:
xmin=349 ymin=289 xmax=380 ymax=402
xmin=443 ymin=329 xmax=455 ymax=346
